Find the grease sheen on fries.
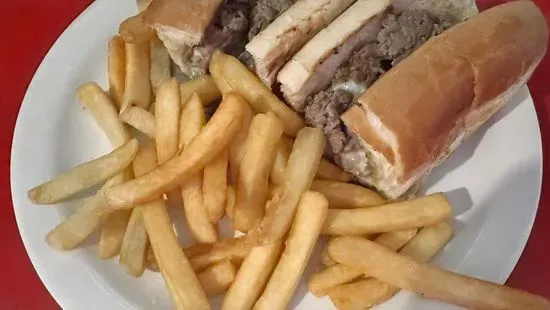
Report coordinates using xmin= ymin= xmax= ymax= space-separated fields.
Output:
xmin=209 ymin=50 xmax=304 ymax=137
xmin=101 ymin=92 xmax=246 ymax=209
xmin=234 ymin=112 xmax=284 ymax=231
xmin=254 ymin=192 xmax=328 ymax=310
xmin=329 ymin=236 xmax=550 ymax=310
xmin=322 ymin=193 xmax=452 ymax=235
xmin=311 ymin=180 xmax=385 ymax=209
xmin=28 ymin=139 xmax=139 ymax=204
xmin=251 ymin=127 xmax=325 ymax=244
xmin=107 ymin=37 xmax=126 ymax=109
xmin=121 ymin=42 xmax=151 ymax=111
xmin=180 ymin=75 xmax=222 ymax=106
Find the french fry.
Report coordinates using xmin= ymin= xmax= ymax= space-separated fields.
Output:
xmin=119 ymin=143 xmax=158 ymax=277
xmin=254 ymin=192 xmax=328 ymax=310
xmin=119 ymin=105 xmax=156 ymax=138
xmin=155 ymin=78 xmax=180 ymax=164
xmin=321 ymin=238 xmax=337 ymax=267
xmin=198 ymin=260 xmax=236 ymax=297
xmin=180 ymin=75 xmax=222 ymax=106
xmin=28 ymin=139 xmax=139 ymax=204
xmin=322 ymin=193 xmax=452 ymax=235
xmin=228 ymin=102 xmax=253 ymax=181
xmin=119 ymin=13 xmax=155 ymax=44
xmin=107 ymin=37 xmax=126 ymax=109
xmin=270 ymin=137 xmax=293 ymax=186
xmin=311 ymin=180 xmax=385 ymax=209
xmin=316 ymin=159 xmax=353 ymax=182
xmin=99 ymin=209 xmax=133 ymax=258
xmin=150 ymin=36 xmax=171 ymax=92
xmin=328 ymin=235 xmax=550 ymax=310
xmin=137 ymin=0 xmax=152 ymax=11
xmin=222 ymin=241 xmax=283 ymax=310
xmin=226 ymin=185 xmax=235 ymax=223
xmin=101 ymin=92 xmax=246 ymax=209
xmin=121 ymin=42 xmax=151 ymax=111
xmin=189 ymin=237 xmax=254 ymax=272
xmin=233 ymin=113 xmax=284 ymax=231
xmin=143 ymin=200 xmax=210 ymax=310
xmin=203 ymin=148 xmax=228 ymax=223
xmin=45 ymin=174 xmax=124 ymax=250
xmin=251 ymin=127 xmax=325 ymax=244
xmin=209 ymin=50 xmax=304 ymax=137
xmin=329 ymin=223 xmax=453 ymax=309
xmin=308 ymin=229 xmax=417 ymax=297
xmin=179 ymin=93 xmax=217 ymax=243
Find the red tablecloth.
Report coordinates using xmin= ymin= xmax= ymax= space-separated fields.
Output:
xmin=1 ymin=1 xmax=549 ymax=309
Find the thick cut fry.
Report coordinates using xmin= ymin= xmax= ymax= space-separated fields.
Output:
xmin=203 ymin=148 xmax=228 ymax=223
xmin=179 ymin=92 xmax=217 ymax=243
xmin=316 ymin=159 xmax=353 ymax=182
xmin=228 ymin=102 xmax=253 ymax=181
xmin=329 ymin=223 xmax=453 ymax=309
xmin=119 ymin=13 xmax=154 ymax=44
xmin=254 ymin=192 xmax=328 ymax=310
xmin=198 ymin=260 xmax=236 ymax=297
xmin=308 ymin=229 xmax=417 ymax=297
xmin=209 ymin=51 xmax=304 ymax=136
xmin=77 ymin=83 xmax=131 ymax=146
xmin=121 ymin=42 xmax=151 ymax=111
xmin=234 ymin=113 xmax=284 ymax=231
xmin=107 ymin=37 xmax=126 ymax=110
xmin=226 ymin=185 xmax=235 ymax=222
xmin=189 ymin=237 xmax=254 ymax=272
xmin=329 ymin=236 xmax=550 ymax=310
xmin=99 ymin=209 xmax=133 ymax=258
xmin=311 ymin=180 xmax=385 ymax=209
xmin=119 ymin=143 xmax=157 ymax=276
xmin=101 ymin=92 xmax=246 ymax=209
xmin=143 ymin=199 xmax=210 ymax=310
xmin=251 ymin=127 xmax=325 ymax=244
xmin=155 ymin=78 xmax=180 ymax=164
xmin=150 ymin=36 xmax=171 ymax=91
xmin=270 ymin=137 xmax=293 ymax=186
xmin=222 ymin=241 xmax=283 ymax=310
xmin=28 ymin=139 xmax=139 ymax=204
xmin=45 ymin=175 xmax=124 ymax=251
xmin=180 ymin=75 xmax=222 ymax=106
xmin=322 ymin=193 xmax=452 ymax=235
xmin=119 ymin=106 xmax=156 ymax=138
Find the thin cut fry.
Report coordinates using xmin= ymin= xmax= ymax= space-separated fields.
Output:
xmin=222 ymin=241 xmax=283 ymax=310
xmin=28 ymin=139 xmax=139 ymax=204
xmin=234 ymin=113 xmax=284 ymax=231
xmin=316 ymin=159 xmax=353 ymax=182
xmin=209 ymin=50 xmax=304 ymax=136
xmin=251 ymin=127 xmax=325 ymax=244
xmin=308 ymin=229 xmax=417 ymax=297
xmin=270 ymin=137 xmax=293 ymax=186
xmin=99 ymin=209 xmax=132 ymax=258
xmin=119 ymin=13 xmax=155 ymax=44
xmin=101 ymin=92 xmax=246 ymax=209
xmin=198 ymin=260 xmax=236 ymax=297
xmin=329 ymin=235 xmax=550 ymax=310
xmin=329 ymin=223 xmax=453 ymax=309
xmin=155 ymin=78 xmax=180 ymax=164
xmin=226 ymin=185 xmax=235 ymax=223
xmin=203 ymin=148 xmax=229 ymax=223
xmin=228 ymin=102 xmax=253 ymax=182
xmin=311 ymin=180 xmax=385 ymax=209
xmin=179 ymin=93 xmax=217 ymax=243
xmin=121 ymin=42 xmax=151 ymax=111
xmin=150 ymin=36 xmax=171 ymax=91
xmin=254 ymin=192 xmax=328 ymax=310
xmin=107 ymin=36 xmax=126 ymax=109
xmin=189 ymin=237 xmax=254 ymax=272
xmin=119 ymin=106 xmax=156 ymax=138
xmin=322 ymin=193 xmax=452 ymax=235
xmin=180 ymin=75 xmax=222 ymax=106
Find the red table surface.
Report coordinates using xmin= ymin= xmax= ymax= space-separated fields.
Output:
xmin=1 ymin=1 xmax=549 ymax=309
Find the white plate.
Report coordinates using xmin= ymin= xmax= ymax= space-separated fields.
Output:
xmin=10 ymin=0 xmax=543 ymax=309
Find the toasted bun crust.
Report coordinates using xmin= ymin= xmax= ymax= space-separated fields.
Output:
xmin=245 ymin=0 xmax=356 ymax=87
xmin=342 ymin=1 xmax=548 ymax=198
xmin=143 ymin=0 xmax=223 ymax=46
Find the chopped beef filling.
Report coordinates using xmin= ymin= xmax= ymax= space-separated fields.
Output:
xmin=185 ymin=0 xmax=295 ymax=77
xmin=303 ymin=8 xmax=452 ymax=181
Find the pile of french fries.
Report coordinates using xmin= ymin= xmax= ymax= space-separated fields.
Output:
xmin=26 ymin=10 xmax=550 ymax=310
